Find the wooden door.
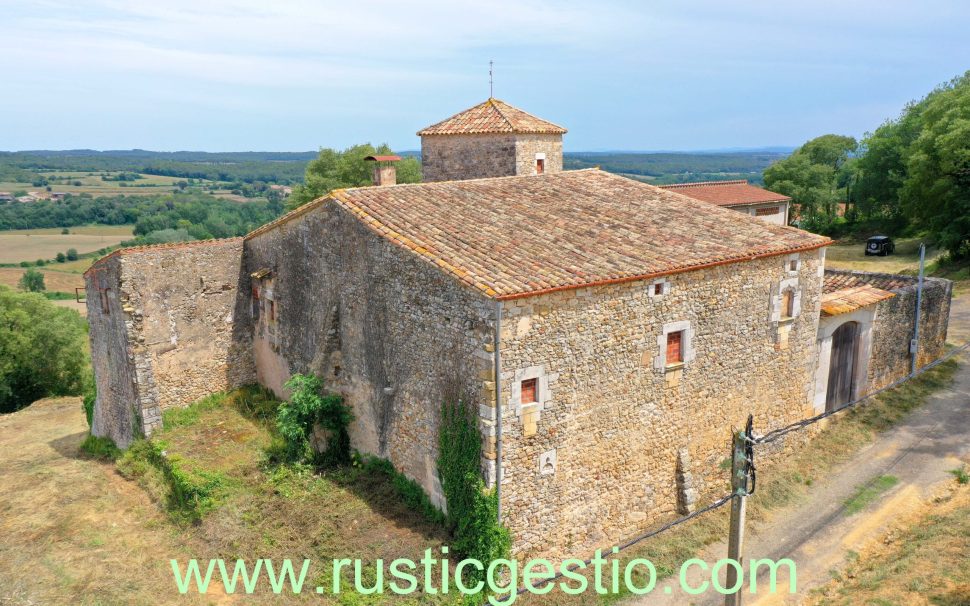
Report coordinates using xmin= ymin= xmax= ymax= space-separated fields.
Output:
xmin=826 ymin=321 xmax=859 ymax=411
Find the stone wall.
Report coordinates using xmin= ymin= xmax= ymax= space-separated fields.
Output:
xmin=84 ymin=238 xmax=254 ymax=447
xmin=862 ymin=272 xmax=952 ymax=389
xmin=85 ymin=254 xmax=140 ymax=447
xmin=244 ymin=203 xmax=496 ymax=508
xmin=514 ymin=134 xmax=563 ymax=176
xmin=421 ymin=133 xmax=563 ymax=182
xmin=492 ymin=250 xmax=825 ymax=560
xmin=732 ymin=201 xmax=790 ymax=226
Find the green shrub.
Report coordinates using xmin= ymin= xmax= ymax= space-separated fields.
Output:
xmin=438 ymin=400 xmax=511 ymax=581
xmin=276 ymin=374 xmax=352 ymax=466
xmin=117 ymin=439 xmax=232 ymax=523
xmin=0 ymin=286 xmax=88 ymax=413
xmin=82 ymin=385 xmax=96 ymax=428
xmin=80 ymin=434 xmax=120 ymax=460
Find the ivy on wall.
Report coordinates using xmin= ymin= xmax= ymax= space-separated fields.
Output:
xmin=438 ymin=400 xmax=511 ymax=579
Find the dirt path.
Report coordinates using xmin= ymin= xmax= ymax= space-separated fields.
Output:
xmin=0 ymin=398 xmax=207 ymax=605
xmin=635 ymin=291 xmax=970 ymax=605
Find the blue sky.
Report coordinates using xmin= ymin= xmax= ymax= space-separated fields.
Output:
xmin=2 ymin=0 xmax=968 ymax=152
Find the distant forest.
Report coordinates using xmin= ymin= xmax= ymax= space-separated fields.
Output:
xmin=563 ymin=151 xmax=791 ymax=185
xmin=0 ymin=148 xmax=790 ymax=189
xmin=0 ymin=150 xmax=315 ymax=185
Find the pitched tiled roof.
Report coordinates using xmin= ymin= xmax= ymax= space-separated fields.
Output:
xmin=821 ymin=285 xmax=895 ymax=316
xmin=417 ymin=98 xmax=567 ymax=136
xmin=822 ymin=270 xmax=915 ymax=294
xmin=317 ymin=170 xmax=828 ymax=300
xmin=660 ymin=180 xmax=791 ymax=207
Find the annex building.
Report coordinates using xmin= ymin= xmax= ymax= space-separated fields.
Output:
xmin=85 ymin=98 xmax=951 ymax=560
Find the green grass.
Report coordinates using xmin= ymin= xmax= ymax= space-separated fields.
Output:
xmin=79 ymin=434 xmax=121 ymax=461
xmin=949 ymin=466 xmax=969 ymax=484
xmin=843 ymin=475 xmax=900 ymax=514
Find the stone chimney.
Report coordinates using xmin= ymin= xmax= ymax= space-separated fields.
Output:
xmin=364 ymin=155 xmax=401 ymax=186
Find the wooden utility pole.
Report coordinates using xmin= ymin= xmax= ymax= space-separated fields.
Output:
xmin=725 ymin=417 xmax=752 ymax=606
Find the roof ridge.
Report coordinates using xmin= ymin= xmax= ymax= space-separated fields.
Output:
xmin=488 ymin=98 xmax=516 ymax=131
xmin=245 ymin=169 xmax=607 ymax=241
xmin=661 ymin=180 xmax=749 ymax=188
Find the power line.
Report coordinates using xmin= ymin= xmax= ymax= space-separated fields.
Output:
xmin=754 ymin=341 xmax=970 ymax=446
xmin=484 ymin=492 xmax=735 ymax=603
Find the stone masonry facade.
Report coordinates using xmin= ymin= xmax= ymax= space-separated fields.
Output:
xmin=85 ymin=238 xmax=254 ymax=448
xmin=421 ymin=133 xmax=562 ymax=182
xmin=245 ymin=204 xmax=496 ymax=508
xmin=492 ymin=250 xmax=825 ymax=559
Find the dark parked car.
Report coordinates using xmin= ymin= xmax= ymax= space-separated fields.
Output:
xmin=865 ymin=235 xmax=895 ymax=256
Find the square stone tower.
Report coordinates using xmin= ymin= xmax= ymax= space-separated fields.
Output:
xmin=418 ymin=98 xmax=567 ymax=182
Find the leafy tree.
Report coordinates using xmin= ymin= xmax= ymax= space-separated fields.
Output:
xmin=286 ymin=143 xmax=421 ymax=211
xmin=66 ymin=248 xmax=78 ymax=261
xmin=61 ymin=227 xmax=70 ymax=234
xmin=764 ymin=134 xmax=857 ymax=230
xmin=0 ymin=286 xmax=88 ymax=413
xmin=17 ymin=269 xmax=45 ymax=293
xmin=901 ymin=73 xmax=970 ymax=258
xmin=55 ymin=252 xmax=66 ymax=263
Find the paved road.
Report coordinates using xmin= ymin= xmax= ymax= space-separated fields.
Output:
xmin=635 ymin=291 xmax=970 ymax=606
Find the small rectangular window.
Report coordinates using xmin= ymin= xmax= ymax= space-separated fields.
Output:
xmin=666 ymin=331 xmax=683 ymax=365
xmin=536 ymin=158 xmax=545 ymax=175
xmin=789 ymin=260 xmax=798 ymax=272
xmin=756 ymin=206 xmax=780 ymax=216
xmin=521 ymin=378 xmax=538 ymax=404
xmin=654 ymin=283 xmax=663 ymax=296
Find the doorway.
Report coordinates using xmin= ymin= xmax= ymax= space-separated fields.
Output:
xmin=826 ymin=321 xmax=860 ymax=411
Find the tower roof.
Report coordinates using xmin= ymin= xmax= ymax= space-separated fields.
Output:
xmin=417 ymin=98 xmax=567 ymax=136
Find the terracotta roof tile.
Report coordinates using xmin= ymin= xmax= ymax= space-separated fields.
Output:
xmin=821 ymin=284 xmax=895 ymax=316
xmin=822 ymin=270 xmax=914 ymax=294
xmin=417 ymin=98 xmax=567 ymax=136
xmin=660 ymin=180 xmax=791 ymax=207
xmin=321 ymin=170 xmax=828 ymax=300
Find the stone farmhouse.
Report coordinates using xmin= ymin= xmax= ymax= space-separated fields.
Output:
xmin=84 ymin=98 xmax=951 ymax=560
xmin=660 ymin=180 xmax=793 ymax=225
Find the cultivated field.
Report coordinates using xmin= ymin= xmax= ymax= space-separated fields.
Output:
xmin=0 ymin=225 xmax=131 ymax=263
xmin=0 ymin=171 xmax=210 ymax=198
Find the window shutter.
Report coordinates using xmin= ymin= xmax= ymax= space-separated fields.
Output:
xmin=666 ymin=331 xmax=683 ymax=364
xmin=521 ymin=378 xmax=538 ymax=404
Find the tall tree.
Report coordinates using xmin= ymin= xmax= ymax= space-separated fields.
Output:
xmin=901 ymin=72 xmax=970 ymax=258
xmin=764 ymin=134 xmax=857 ymax=226
xmin=286 ymin=143 xmax=421 ymax=211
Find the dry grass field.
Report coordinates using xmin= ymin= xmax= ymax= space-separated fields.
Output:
xmin=0 ymin=225 xmax=131 ymax=263
xmin=825 ymin=237 xmax=943 ymax=274
xmin=0 ymin=395 xmax=451 ymax=605
xmin=0 ymin=267 xmax=85 ymax=291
